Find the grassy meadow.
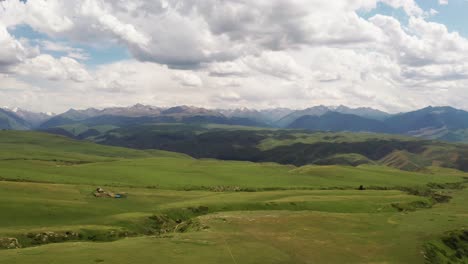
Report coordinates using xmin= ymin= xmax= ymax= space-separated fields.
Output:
xmin=0 ymin=131 xmax=466 ymax=263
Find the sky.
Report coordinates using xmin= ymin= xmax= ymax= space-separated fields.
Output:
xmin=1 ymin=0 xmax=468 ymax=113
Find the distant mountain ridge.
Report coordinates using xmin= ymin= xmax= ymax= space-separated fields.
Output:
xmin=330 ymin=105 xmax=391 ymax=120
xmin=0 ymin=108 xmax=30 ymax=130
xmin=0 ymin=107 xmax=53 ymax=130
xmin=287 ymin=106 xmax=468 ymax=142
xmin=276 ymin=105 xmax=390 ymax=127
xmin=385 ymin=106 xmax=468 ymax=133
xmin=220 ymin=107 xmax=294 ymax=125
xmin=289 ymin=112 xmax=388 ymax=133
xmin=13 ymin=108 xmax=53 ymax=128
xmin=4 ymin=104 xmax=468 ymax=143
xmin=37 ymin=104 xmax=268 ymax=131
xmin=2 ymin=104 xmax=392 ymax=129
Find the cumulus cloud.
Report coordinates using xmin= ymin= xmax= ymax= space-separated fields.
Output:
xmin=79 ymin=0 xmax=150 ymax=47
xmin=370 ymin=15 xmax=468 ymax=80
xmin=1 ymin=0 xmax=468 ymax=113
xmin=208 ymin=51 xmax=306 ymax=80
xmin=0 ymin=0 xmax=73 ymax=33
xmin=243 ymin=51 xmax=307 ymax=81
xmin=0 ymin=0 xmax=397 ymax=67
xmin=15 ymin=54 xmax=92 ymax=82
xmin=0 ymin=22 xmax=38 ymax=72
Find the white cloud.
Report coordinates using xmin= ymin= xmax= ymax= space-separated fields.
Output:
xmin=439 ymin=0 xmax=449 ymax=5
xmin=243 ymin=51 xmax=307 ymax=81
xmin=0 ymin=0 xmax=74 ymax=33
xmin=1 ymin=0 xmax=468 ymax=113
xmin=0 ymin=22 xmax=38 ymax=72
xmin=39 ymin=40 xmax=90 ymax=61
xmin=208 ymin=61 xmax=249 ymax=77
xmin=15 ymin=54 xmax=92 ymax=82
xmin=380 ymin=0 xmax=423 ymax=16
xmin=1 ymin=0 xmax=390 ymax=67
xmin=370 ymin=15 xmax=468 ymax=76
xmin=172 ymin=71 xmax=203 ymax=87
xmin=79 ymin=0 xmax=150 ymax=47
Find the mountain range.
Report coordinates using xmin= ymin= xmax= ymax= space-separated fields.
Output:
xmin=0 ymin=107 xmax=52 ymax=130
xmin=3 ymin=104 xmax=468 ymax=143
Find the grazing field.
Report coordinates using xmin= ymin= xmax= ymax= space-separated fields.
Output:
xmin=0 ymin=181 xmax=466 ymax=264
xmin=0 ymin=131 xmax=467 ymax=263
xmin=0 ymin=158 xmax=464 ymax=190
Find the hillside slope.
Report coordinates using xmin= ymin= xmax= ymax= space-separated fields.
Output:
xmin=0 ymin=130 xmax=464 ymax=189
xmin=47 ymin=124 xmax=468 ymax=172
xmin=0 ymin=131 xmax=466 ymax=264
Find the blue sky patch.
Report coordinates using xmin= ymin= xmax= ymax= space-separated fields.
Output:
xmin=417 ymin=0 xmax=468 ymax=37
xmin=359 ymin=0 xmax=468 ymax=37
xmin=9 ymin=24 xmax=131 ymax=67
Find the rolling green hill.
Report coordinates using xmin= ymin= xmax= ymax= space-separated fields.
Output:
xmin=0 ymin=131 xmax=462 ymax=189
xmin=0 ymin=130 xmax=188 ymax=163
xmin=0 ymin=131 xmax=466 ymax=263
xmin=47 ymin=123 xmax=468 ymax=172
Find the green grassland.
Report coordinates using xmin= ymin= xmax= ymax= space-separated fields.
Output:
xmin=257 ymin=131 xmax=417 ymax=150
xmin=58 ymin=124 xmax=118 ymax=135
xmin=0 ymin=131 xmax=467 ymax=263
xmin=0 ymin=153 xmax=463 ymax=190
xmin=0 ymin=130 xmax=187 ymax=162
xmin=60 ymin=123 xmax=468 ymax=172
